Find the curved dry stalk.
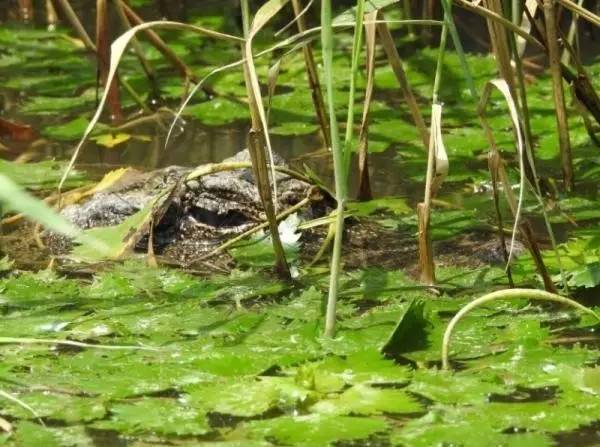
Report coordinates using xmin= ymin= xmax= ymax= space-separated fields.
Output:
xmin=276 ymin=0 xmax=315 ymax=36
xmin=0 ymin=337 xmax=159 ymax=351
xmin=442 ymin=288 xmax=600 ymax=370
xmin=58 ymin=20 xmax=243 ymax=195
xmin=120 ymin=2 xmax=200 ymax=83
xmin=245 ymin=0 xmax=293 ymax=204
xmin=0 ymin=389 xmax=42 ymax=424
xmin=165 ymin=58 xmax=247 ymax=149
xmin=478 ymin=80 xmax=526 ymax=265
xmin=241 ymin=0 xmax=294 ymax=278
xmin=418 ymin=104 xmax=448 ymax=286
xmin=479 ymin=79 xmax=563 ymax=292
xmin=167 ymin=18 xmax=442 ymax=154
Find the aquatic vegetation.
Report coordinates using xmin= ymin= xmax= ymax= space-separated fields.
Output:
xmin=0 ymin=0 xmax=599 ymax=445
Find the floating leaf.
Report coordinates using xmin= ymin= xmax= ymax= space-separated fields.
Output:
xmin=14 ymin=421 xmax=59 ymax=447
xmin=0 ymin=159 xmax=88 ymax=191
xmin=92 ymin=133 xmax=132 ymax=148
xmin=311 ymin=384 xmax=422 ymax=416
xmin=242 ymin=415 xmax=388 ymax=446
xmin=94 ymin=398 xmax=209 ymax=436
xmin=184 ymin=98 xmax=249 ymax=125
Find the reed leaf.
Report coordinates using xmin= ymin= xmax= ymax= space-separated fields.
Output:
xmin=478 ymin=79 xmax=560 ymax=293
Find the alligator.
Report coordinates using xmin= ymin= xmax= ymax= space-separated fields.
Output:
xmin=50 ymin=149 xmax=330 ymax=267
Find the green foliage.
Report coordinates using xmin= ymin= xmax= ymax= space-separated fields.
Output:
xmin=0 ymin=160 xmax=88 ymax=191
xmin=514 ymin=228 xmax=600 ymax=288
xmin=1 ymin=4 xmax=600 ymax=446
xmin=0 ymin=260 xmax=598 ymax=445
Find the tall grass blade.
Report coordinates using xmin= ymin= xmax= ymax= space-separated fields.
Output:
xmin=342 ymin=0 xmax=366 ymax=173
xmin=478 ymin=80 xmax=558 ymax=293
xmin=439 ymin=0 xmax=476 ymax=98
xmin=0 ymin=175 xmax=108 ymax=255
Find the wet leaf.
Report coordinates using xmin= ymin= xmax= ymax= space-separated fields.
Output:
xmin=347 ymin=197 xmax=411 ymax=217
xmin=242 ymin=415 xmax=388 ymax=446
xmin=94 ymin=398 xmax=209 ymax=436
xmin=184 ymin=98 xmax=249 ymax=126
xmin=2 ymin=393 xmax=105 ymax=423
xmin=0 ymin=159 xmax=88 ymax=191
xmin=311 ymin=384 xmax=422 ymax=416
xmin=14 ymin=421 xmax=59 ymax=447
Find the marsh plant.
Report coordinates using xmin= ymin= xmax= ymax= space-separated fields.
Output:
xmin=0 ymin=0 xmax=600 ymax=444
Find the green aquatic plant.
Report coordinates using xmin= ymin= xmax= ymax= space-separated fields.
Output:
xmin=322 ymin=0 xmax=367 ymax=337
xmin=2 ymin=1 xmax=600 ymax=443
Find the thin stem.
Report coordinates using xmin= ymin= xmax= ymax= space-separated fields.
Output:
xmin=432 ymin=21 xmax=448 ymax=105
xmin=240 ymin=0 xmax=250 ymax=36
xmin=442 ymin=288 xmax=600 ymax=369
xmin=342 ymin=0 xmax=366 ymax=173
xmin=322 ymin=0 xmax=344 ymax=338
xmin=440 ymin=0 xmax=476 ymax=98
xmin=543 ymin=0 xmax=574 ymax=191
xmin=53 ymin=0 xmax=96 ymax=52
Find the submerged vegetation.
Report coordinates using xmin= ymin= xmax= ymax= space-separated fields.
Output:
xmin=0 ymin=0 xmax=600 ymax=445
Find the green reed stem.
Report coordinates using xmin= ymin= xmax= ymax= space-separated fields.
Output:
xmin=432 ymin=21 xmax=448 ymax=104
xmin=440 ymin=0 xmax=476 ymax=98
xmin=240 ymin=0 xmax=250 ymax=36
xmin=323 ymin=0 xmax=350 ymax=337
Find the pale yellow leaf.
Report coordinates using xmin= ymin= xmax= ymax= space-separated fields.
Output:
xmin=93 ymin=133 xmax=131 ymax=148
